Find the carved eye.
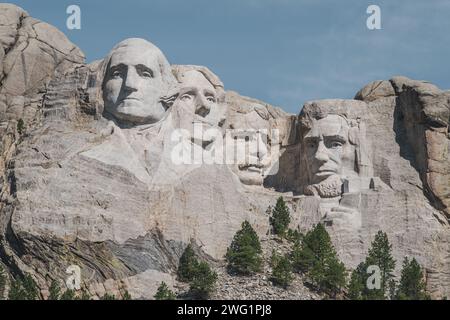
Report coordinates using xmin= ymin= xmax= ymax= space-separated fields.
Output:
xmin=330 ymin=141 xmax=343 ymax=148
xmin=206 ymin=96 xmax=216 ymax=103
xmin=142 ymin=71 xmax=153 ymax=78
xmin=136 ymin=65 xmax=154 ymax=78
xmin=308 ymin=142 xmax=317 ymax=149
xmin=180 ymin=94 xmax=192 ymax=101
xmin=112 ymin=71 xmax=122 ymax=78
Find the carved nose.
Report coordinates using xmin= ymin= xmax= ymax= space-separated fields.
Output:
xmin=195 ymin=95 xmax=211 ymax=117
xmin=124 ymin=67 xmax=139 ymax=92
xmin=257 ymin=139 xmax=268 ymax=160
xmin=314 ymin=141 xmax=329 ymax=162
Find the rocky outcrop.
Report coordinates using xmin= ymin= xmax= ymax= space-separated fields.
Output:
xmin=295 ymin=93 xmax=449 ymax=298
xmin=356 ymin=77 xmax=450 ymax=218
xmin=0 ymin=4 xmax=448 ymax=300
xmin=0 ymin=4 xmax=84 ymax=126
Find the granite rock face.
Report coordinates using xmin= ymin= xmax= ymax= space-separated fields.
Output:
xmin=0 ymin=4 xmax=449 ymax=300
xmin=0 ymin=3 xmax=84 ymax=125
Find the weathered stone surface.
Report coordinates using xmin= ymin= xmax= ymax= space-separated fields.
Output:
xmin=294 ymin=96 xmax=450 ymax=295
xmin=356 ymin=77 xmax=450 ymax=217
xmin=354 ymin=80 xmax=396 ymax=102
xmin=0 ymin=4 xmax=448 ymax=300
xmin=0 ymin=3 xmax=85 ymax=124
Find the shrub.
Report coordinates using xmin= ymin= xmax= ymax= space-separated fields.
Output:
xmin=226 ymin=221 xmax=262 ymax=275
xmin=8 ymin=274 xmax=38 ymax=300
xmin=395 ymin=257 xmax=430 ymax=300
xmin=48 ymin=280 xmax=61 ymax=300
xmin=178 ymin=244 xmax=198 ymax=282
xmin=0 ymin=265 xmax=6 ymax=299
xmin=189 ymin=261 xmax=217 ymax=300
xmin=269 ymin=197 xmax=291 ymax=237
xmin=270 ymin=251 xmax=293 ymax=289
xmin=291 ymin=223 xmax=346 ymax=297
xmin=154 ymin=282 xmax=176 ymax=300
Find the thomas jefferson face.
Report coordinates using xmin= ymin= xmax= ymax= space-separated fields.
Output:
xmin=172 ymin=69 xmax=226 ymax=148
xmin=176 ymin=70 xmax=218 ymax=119
xmin=103 ymin=39 xmax=168 ymax=125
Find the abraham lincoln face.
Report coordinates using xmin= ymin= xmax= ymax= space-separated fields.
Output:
xmin=302 ymin=114 xmax=357 ymax=197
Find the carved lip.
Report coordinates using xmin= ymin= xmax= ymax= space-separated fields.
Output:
xmin=121 ymin=97 xmax=142 ymax=103
xmin=315 ymin=170 xmax=337 ymax=177
xmin=239 ymin=164 xmax=264 ymax=173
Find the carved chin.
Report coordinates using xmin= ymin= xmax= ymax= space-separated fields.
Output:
xmin=304 ymin=175 xmax=343 ymax=198
xmin=238 ymin=174 xmax=263 ymax=186
xmin=235 ymin=168 xmax=264 ymax=186
xmin=107 ymin=101 xmax=165 ymax=124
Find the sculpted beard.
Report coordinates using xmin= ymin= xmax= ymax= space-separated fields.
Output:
xmin=304 ymin=174 xmax=343 ymax=198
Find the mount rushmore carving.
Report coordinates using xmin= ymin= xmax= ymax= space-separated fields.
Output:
xmin=0 ymin=4 xmax=449 ymax=299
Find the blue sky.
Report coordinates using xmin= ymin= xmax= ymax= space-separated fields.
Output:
xmin=7 ymin=0 xmax=450 ymax=114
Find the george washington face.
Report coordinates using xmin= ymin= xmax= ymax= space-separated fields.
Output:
xmin=103 ymin=39 xmax=172 ymax=125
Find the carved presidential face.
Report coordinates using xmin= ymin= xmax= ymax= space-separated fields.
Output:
xmin=103 ymin=39 xmax=169 ymax=125
xmin=176 ymin=70 xmax=218 ymax=119
xmin=229 ymin=129 xmax=277 ymax=186
xmin=302 ymin=114 xmax=356 ymax=196
xmin=172 ymin=69 xmax=226 ymax=147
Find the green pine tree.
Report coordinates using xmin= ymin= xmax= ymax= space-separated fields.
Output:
xmin=8 ymin=278 xmax=26 ymax=300
xmin=8 ymin=274 xmax=38 ymax=300
xmin=317 ymin=256 xmax=347 ymax=298
xmin=122 ymin=290 xmax=132 ymax=300
xmin=154 ymin=281 xmax=176 ymax=300
xmin=291 ymin=223 xmax=346 ymax=297
xmin=100 ymin=293 xmax=116 ymax=300
xmin=177 ymin=242 xmax=217 ymax=299
xmin=291 ymin=223 xmax=333 ymax=272
xmin=17 ymin=118 xmax=25 ymax=136
xmin=225 ymin=220 xmax=262 ymax=275
xmin=365 ymin=231 xmax=396 ymax=299
xmin=48 ymin=280 xmax=61 ymax=300
xmin=291 ymin=238 xmax=315 ymax=273
xmin=0 ymin=265 xmax=6 ymax=299
xmin=270 ymin=251 xmax=293 ymax=289
xmin=269 ymin=197 xmax=291 ymax=237
xmin=286 ymin=229 xmax=303 ymax=244
xmin=60 ymin=289 xmax=76 ymax=300
xmin=189 ymin=261 xmax=217 ymax=300
xmin=395 ymin=257 xmax=430 ymax=300
xmin=346 ymin=231 xmax=396 ymax=300
xmin=22 ymin=274 xmax=38 ymax=300
xmin=79 ymin=290 xmax=91 ymax=300
xmin=388 ymin=279 xmax=397 ymax=300
xmin=178 ymin=244 xmax=199 ymax=282
xmin=347 ymin=262 xmax=367 ymax=300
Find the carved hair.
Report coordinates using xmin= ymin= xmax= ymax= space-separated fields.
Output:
xmin=169 ymin=65 xmax=226 ymax=105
